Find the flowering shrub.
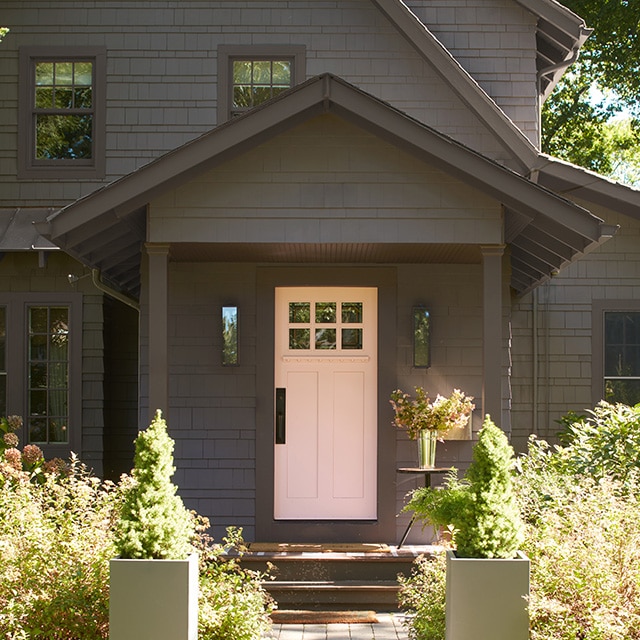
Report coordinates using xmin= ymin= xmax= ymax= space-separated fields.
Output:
xmin=0 ymin=456 xmax=120 ymax=639
xmin=390 ymin=387 xmax=474 ymax=439
xmin=0 ymin=414 xmax=273 ymax=640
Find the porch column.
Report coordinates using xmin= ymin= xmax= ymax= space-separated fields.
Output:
xmin=146 ymin=242 xmax=170 ymax=420
xmin=481 ymin=244 xmax=505 ymax=427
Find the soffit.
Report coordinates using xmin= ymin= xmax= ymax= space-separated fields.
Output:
xmin=36 ymin=74 xmax=609 ymax=299
xmin=513 ymin=0 xmax=591 ymax=99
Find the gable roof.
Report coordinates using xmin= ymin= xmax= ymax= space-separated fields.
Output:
xmin=36 ymin=74 xmax=610 ymax=298
xmin=370 ymin=0 xmax=591 ymax=170
xmin=370 ymin=0 xmax=538 ymax=172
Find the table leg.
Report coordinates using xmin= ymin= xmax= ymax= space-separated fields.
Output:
xmin=398 ymin=513 xmax=416 ymax=548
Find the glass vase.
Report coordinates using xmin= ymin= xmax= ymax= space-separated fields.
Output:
xmin=417 ymin=429 xmax=437 ymax=468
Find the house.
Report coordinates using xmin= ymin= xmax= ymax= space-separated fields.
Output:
xmin=1 ymin=0 xmax=639 ymax=544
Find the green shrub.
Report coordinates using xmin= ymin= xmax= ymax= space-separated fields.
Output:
xmin=401 ymin=405 xmax=640 ymax=640
xmin=555 ymin=401 xmax=640 ymax=488
xmin=397 ymin=552 xmax=446 ymax=640
xmin=517 ymin=437 xmax=640 ymax=640
xmin=196 ymin=526 xmax=275 ymax=640
xmin=405 ymin=416 xmax=523 ymax=558
xmin=114 ymin=410 xmax=195 ymax=559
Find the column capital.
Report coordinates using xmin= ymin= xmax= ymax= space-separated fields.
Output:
xmin=145 ymin=242 xmax=171 ymax=256
xmin=480 ymin=244 xmax=506 ymax=257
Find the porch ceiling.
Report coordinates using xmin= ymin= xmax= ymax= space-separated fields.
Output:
xmin=35 ymin=74 xmax=613 ymax=301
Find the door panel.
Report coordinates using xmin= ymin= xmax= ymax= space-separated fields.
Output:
xmin=274 ymin=287 xmax=377 ymax=520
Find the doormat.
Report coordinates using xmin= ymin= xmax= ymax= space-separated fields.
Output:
xmin=248 ymin=542 xmax=390 ymax=553
xmin=270 ymin=610 xmax=378 ymax=624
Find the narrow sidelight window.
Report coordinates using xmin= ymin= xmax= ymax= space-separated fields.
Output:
xmin=27 ymin=306 xmax=70 ymax=444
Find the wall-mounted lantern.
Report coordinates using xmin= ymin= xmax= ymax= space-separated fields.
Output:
xmin=222 ymin=306 xmax=238 ymax=366
xmin=413 ymin=306 xmax=431 ymax=368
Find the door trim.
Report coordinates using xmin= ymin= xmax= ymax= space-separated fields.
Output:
xmin=256 ymin=267 xmax=397 ymax=542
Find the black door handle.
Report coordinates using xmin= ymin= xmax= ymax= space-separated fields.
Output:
xmin=275 ymin=388 xmax=286 ymax=444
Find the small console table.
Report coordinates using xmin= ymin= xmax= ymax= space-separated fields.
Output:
xmin=397 ymin=467 xmax=452 ymax=548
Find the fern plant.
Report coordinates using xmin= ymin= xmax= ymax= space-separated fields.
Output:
xmin=114 ymin=410 xmax=195 ymax=559
xmin=405 ymin=415 xmax=523 ymax=558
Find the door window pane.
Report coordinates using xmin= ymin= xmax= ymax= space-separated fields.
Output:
xmin=315 ymin=302 xmax=336 ymax=324
xmin=289 ymin=302 xmax=310 ymax=324
xmin=289 ymin=328 xmax=310 ymax=350
xmin=315 ymin=329 xmax=336 ymax=350
xmin=342 ymin=303 xmax=362 ymax=323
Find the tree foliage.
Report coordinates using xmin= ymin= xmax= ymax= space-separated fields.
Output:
xmin=542 ymin=1 xmax=640 ymax=184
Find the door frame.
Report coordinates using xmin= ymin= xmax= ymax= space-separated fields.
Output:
xmin=256 ymin=267 xmax=397 ymax=542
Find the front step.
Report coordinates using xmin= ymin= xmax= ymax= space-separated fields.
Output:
xmin=267 ymin=580 xmax=400 ymax=611
xmin=238 ymin=545 xmax=434 ymax=612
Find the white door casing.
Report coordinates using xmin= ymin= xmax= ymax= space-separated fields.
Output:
xmin=274 ymin=287 xmax=378 ymax=520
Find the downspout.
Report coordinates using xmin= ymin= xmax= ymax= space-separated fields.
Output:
xmin=91 ymin=269 xmax=140 ymax=312
xmin=532 ymin=287 xmax=538 ymax=437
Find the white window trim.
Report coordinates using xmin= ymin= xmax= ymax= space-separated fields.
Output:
xmin=18 ymin=46 xmax=106 ymax=180
xmin=217 ymin=45 xmax=306 ymax=123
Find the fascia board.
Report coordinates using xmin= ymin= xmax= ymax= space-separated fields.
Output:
xmin=39 ymin=75 xmax=601 ymax=248
xmin=326 ymin=79 xmax=600 ymax=242
xmin=369 ymin=0 xmax=538 ymax=171
xmin=514 ymin=0 xmax=587 ymax=39
xmin=535 ymin=155 xmax=640 ymax=220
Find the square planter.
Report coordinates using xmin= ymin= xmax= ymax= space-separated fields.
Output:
xmin=109 ymin=552 xmax=198 ymax=640
xmin=445 ymin=549 xmax=529 ymax=640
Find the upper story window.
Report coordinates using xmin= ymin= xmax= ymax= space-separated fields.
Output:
xmin=604 ymin=311 xmax=640 ymax=405
xmin=231 ymin=59 xmax=292 ymax=117
xmin=19 ymin=47 xmax=106 ymax=179
xmin=218 ymin=45 xmax=306 ymax=122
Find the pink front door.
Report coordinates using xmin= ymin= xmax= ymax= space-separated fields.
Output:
xmin=274 ymin=287 xmax=378 ymax=520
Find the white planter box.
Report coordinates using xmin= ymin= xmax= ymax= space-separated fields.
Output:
xmin=109 ymin=553 xmax=198 ymax=640
xmin=445 ymin=549 xmax=529 ymax=640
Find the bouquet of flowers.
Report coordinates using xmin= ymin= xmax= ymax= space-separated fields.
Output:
xmin=390 ymin=387 xmax=474 ymax=440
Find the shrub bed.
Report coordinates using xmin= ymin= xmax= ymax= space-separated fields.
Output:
xmin=0 ymin=418 xmax=273 ymax=640
xmin=399 ymin=401 xmax=640 ymax=640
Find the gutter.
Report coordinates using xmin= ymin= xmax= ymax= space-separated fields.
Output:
xmin=91 ymin=269 xmax=140 ymax=312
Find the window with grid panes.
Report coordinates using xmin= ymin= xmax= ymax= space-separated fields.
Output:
xmin=604 ymin=311 xmax=640 ymax=405
xmin=230 ymin=59 xmax=293 ymax=117
xmin=27 ymin=307 xmax=70 ymax=445
xmin=19 ymin=47 xmax=105 ymax=178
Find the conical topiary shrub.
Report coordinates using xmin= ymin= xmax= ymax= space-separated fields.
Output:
xmin=454 ymin=415 xmax=524 ymax=558
xmin=114 ymin=409 xmax=194 ymax=559
xmin=405 ymin=415 xmax=523 ymax=558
